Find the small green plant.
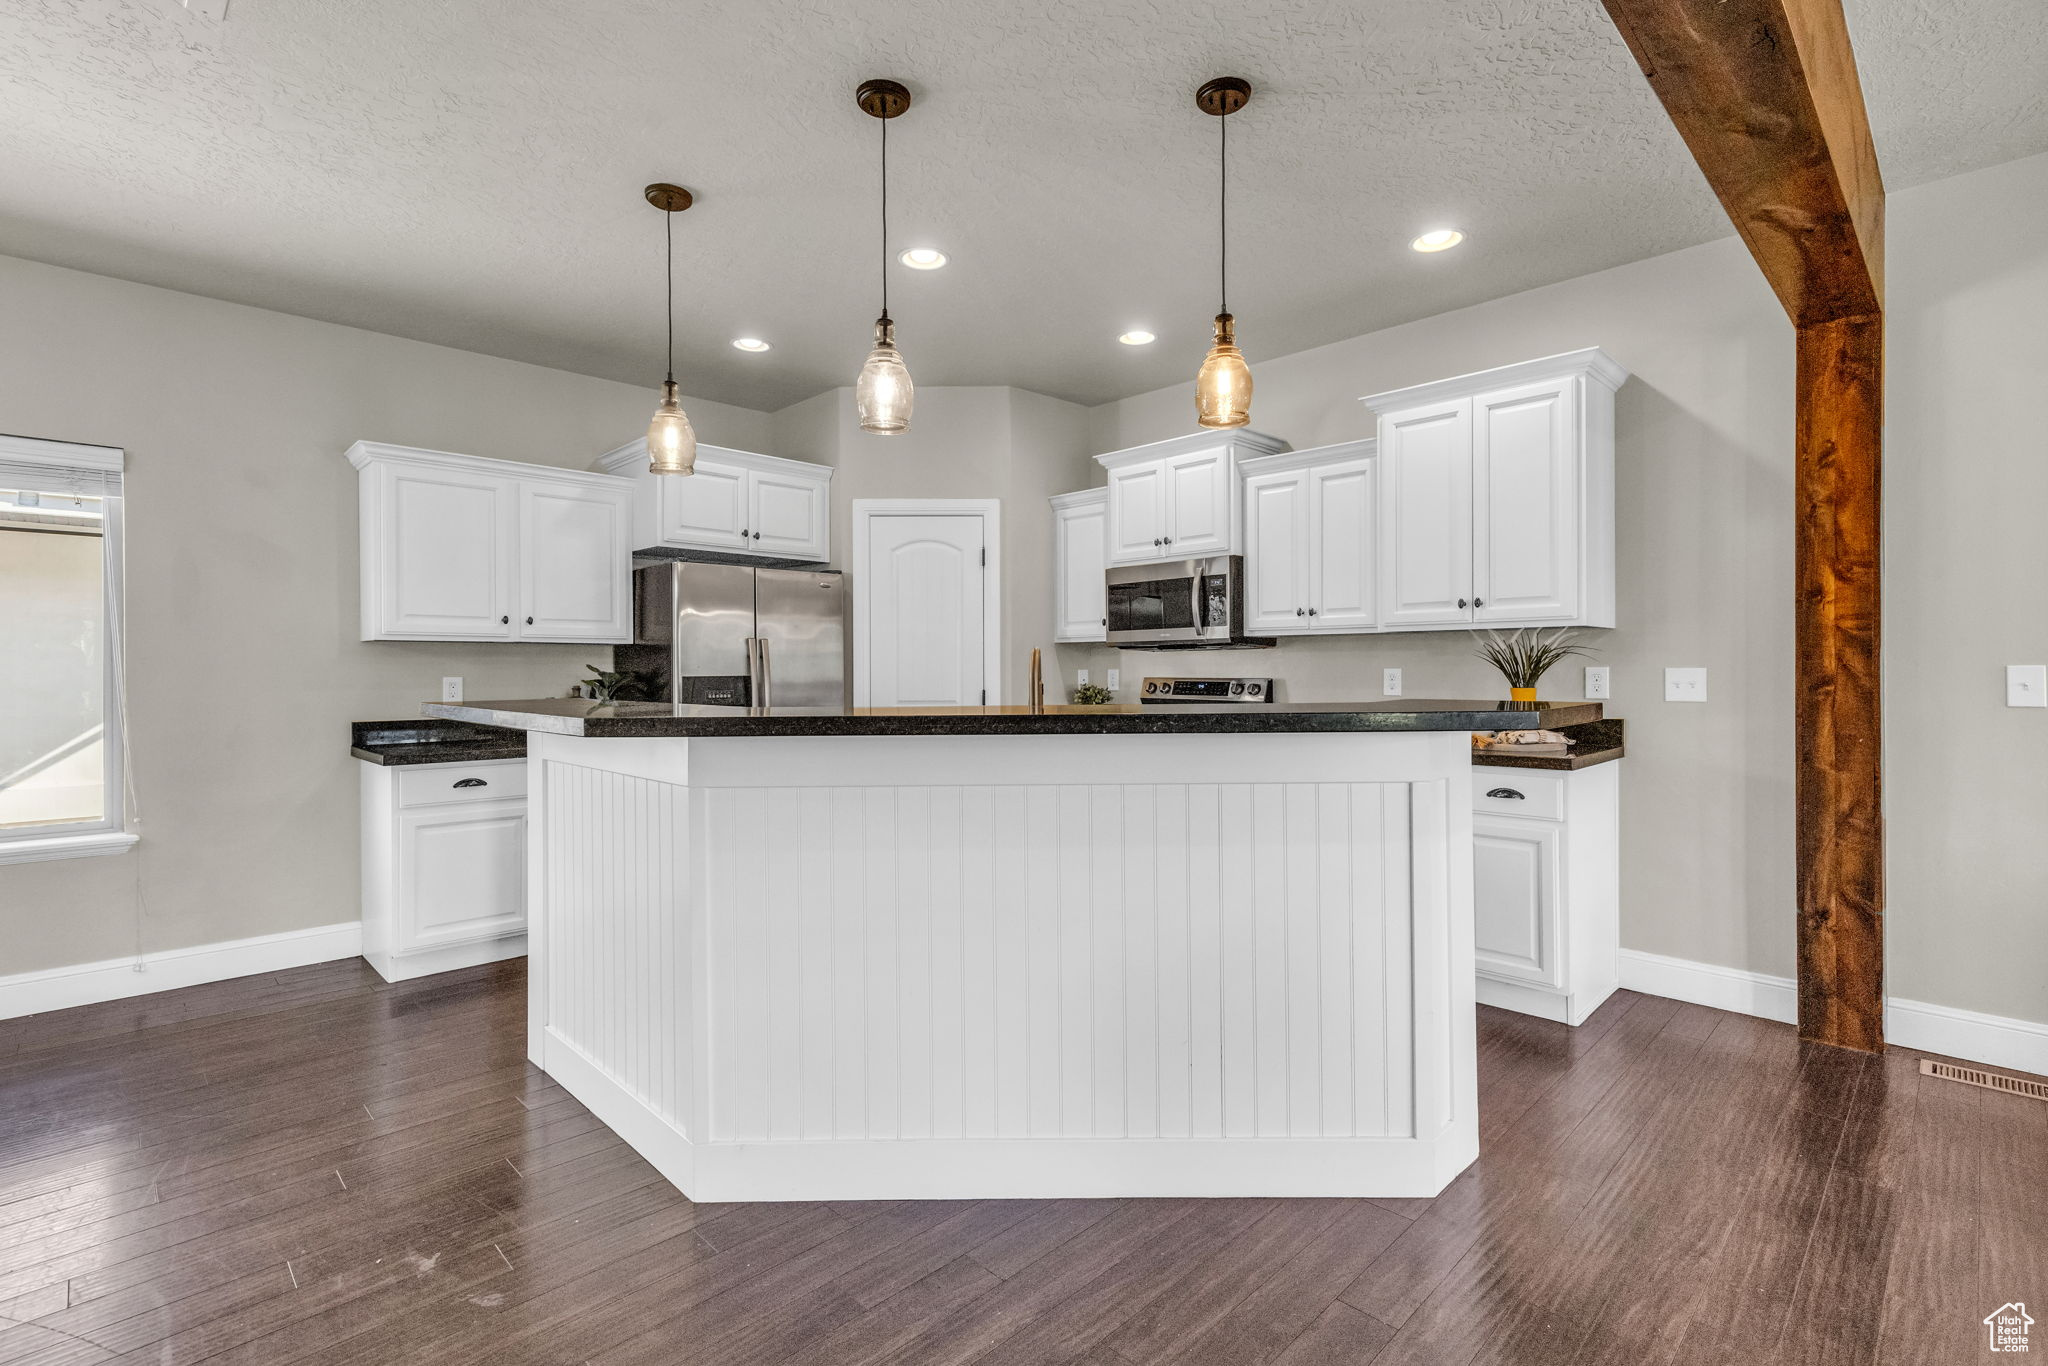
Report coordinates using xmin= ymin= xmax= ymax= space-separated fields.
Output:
xmin=581 ymin=666 xmax=646 ymax=703
xmin=1473 ymin=628 xmax=1596 ymax=689
xmin=1072 ymin=683 xmax=1114 ymax=706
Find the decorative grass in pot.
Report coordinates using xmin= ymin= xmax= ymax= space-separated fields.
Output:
xmin=1072 ymin=683 xmax=1114 ymax=706
xmin=1474 ymin=628 xmax=1595 ymax=704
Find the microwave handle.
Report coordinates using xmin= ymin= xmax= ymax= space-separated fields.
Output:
xmin=1192 ymin=567 xmax=1208 ymax=632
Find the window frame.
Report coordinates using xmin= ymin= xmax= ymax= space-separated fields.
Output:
xmin=0 ymin=434 xmax=133 ymax=866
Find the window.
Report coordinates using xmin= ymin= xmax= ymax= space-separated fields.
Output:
xmin=0 ymin=434 xmax=132 ymax=863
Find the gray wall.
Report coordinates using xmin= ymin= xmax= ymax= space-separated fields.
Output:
xmin=0 ymin=254 xmax=764 ymax=976
xmin=1073 ymin=151 xmax=2048 ymax=1029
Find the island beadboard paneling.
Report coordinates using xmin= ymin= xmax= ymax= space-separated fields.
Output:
xmin=696 ymin=780 xmax=1418 ymax=1145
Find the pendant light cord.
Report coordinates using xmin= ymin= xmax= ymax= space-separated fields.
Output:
xmin=880 ymin=115 xmax=891 ymax=319
xmin=664 ymin=208 xmax=676 ymax=385
xmin=1218 ymin=110 xmax=1229 ymax=316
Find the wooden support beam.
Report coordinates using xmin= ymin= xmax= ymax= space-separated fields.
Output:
xmin=1599 ymin=0 xmax=1886 ymax=1051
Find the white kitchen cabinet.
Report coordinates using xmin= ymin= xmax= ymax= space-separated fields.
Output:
xmin=1364 ymin=348 xmax=1623 ymax=632
xmin=1096 ymin=429 xmax=1288 ymax=567
xmin=600 ymin=440 xmax=833 ymax=564
xmin=1470 ymin=762 xmax=1619 ymax=1026
xmin=1239 ymin=440 xmax=1377 ymax=635
xmin=360 ymin=758 xmax=527 ymax=982
xmin=1049 ymin=488 xmax=1108 ymax=642
xmin=349 ymin=442 xmax=633 ymax=644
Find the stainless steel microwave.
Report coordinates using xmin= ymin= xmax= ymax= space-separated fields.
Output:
xmin=1104 ymin=555 xmax=1275 ymax=649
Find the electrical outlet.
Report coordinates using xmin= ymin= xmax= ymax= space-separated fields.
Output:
xmin=1076 ymin=668 xmax=1090 ymax=687
xmin=441 ymin=677 xmax=463 ymax=703
xmin=2008 ymin=665 xmax=2047 ymax=707
xmin=1664 ymin=667 xmax=1707 ymax=703
xmin=1382 ymin=667 xmax=1403 ymax=697
xmin=1106 ymin=668 xmax=1121 ymax=692
xmin=1584 ymin=666 xmax=1611 ymax=700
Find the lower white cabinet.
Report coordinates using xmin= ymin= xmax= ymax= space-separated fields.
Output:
xmin=1471 ymin=762 xmax=1619 ymax=1025
xmin=361 ymin=758 xmax=527 ymax=982
xmin=1049 ymin=488 xmax=1108 ymax=642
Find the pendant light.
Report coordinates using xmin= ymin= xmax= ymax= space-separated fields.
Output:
xmin=1194 ymin=78 xmax=1252 ymax=430
xmin=855 ymin=79 xmax=914 ymax=435
xmin=644 ymin=182 xmax=698 ymax=475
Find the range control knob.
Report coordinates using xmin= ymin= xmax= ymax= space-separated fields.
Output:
xmin=1247 ymin=682 xmax=1264 ymax=696
xmin=1230 ymin=682 xmax=1245 ymax=695
xmin=1143 ymin=681 xmax=1158 ymax=694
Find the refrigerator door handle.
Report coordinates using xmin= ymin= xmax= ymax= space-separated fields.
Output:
xmin=757 ymin=636 xmax=772 ymax=710
xmin=744 ymin=636 xmax=761 ymax=708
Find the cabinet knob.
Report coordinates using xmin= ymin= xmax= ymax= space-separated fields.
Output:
xmin=454 ymin=778 xmax=488 ymax=789
xmin=1152 ymin=538 xmax=1161 ymax=547
xmin=1163 ymin=536 xmax=1173 ymax=545
xmin=500 ymin=615 xmax=509 ymax=624
xmin=1474 ymin=597 xmax=1485 ymax=608
xmin=1307 ymin=608 xmax=1317 ymax=617
xmin=525 ymin=616 xmax=534 ymax=625
xmin=1457 ymin=599 xmax=1468 ymax=610
xmin=1296 ymin=607 xmax=1306 ymax=617
xmin=752 ymin=531 xmax=761 ymax=540
xmin=741 ymin=528 xmax=749 ymax=538
xmin=1486 ymin=787 xmax=1525 ymax=800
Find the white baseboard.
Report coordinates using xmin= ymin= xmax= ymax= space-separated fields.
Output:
xmin=0 ymin=921 xmax=363 ymax=1021
xmin=1618 ymin=948 xmax=2048 ymax=1078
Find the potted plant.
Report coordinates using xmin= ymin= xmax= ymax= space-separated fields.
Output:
xmin=1474 ymin=628 xmax=1595 ymax=704
xmin=580 ymin=665 xmax=648 ymax=704
xmin=1072 ymin=683 xmax=1114 ymax=705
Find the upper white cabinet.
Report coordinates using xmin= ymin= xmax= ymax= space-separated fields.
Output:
xmin=1049 ymin=488 xmax=1108 ymax=642
xmin=1240 ymin=440 xmax=1378 ymax=636
xmin=600 ymin=440 xmax=833 ymax=564
xmin=1364 ymin=348 xmax=1624 ymax=631
xmin=349 ymin=442 xmax=633 ymax=643
xmin=1095 ymin=429 xmax=1289 ymax=566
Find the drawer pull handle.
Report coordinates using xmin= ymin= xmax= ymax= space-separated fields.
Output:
xmin=1486 ymin=787 xmax=1524 ymax=800
xmin=453 ymin=778 xmax=488 ymax=789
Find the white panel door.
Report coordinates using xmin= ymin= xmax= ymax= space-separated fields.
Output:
xmin=379 ymin=463 xmax=514 ymax=639
xmin=1472 ymin=378 xmax=1578 ymax=623
xmin=1378 ymin=399 xmax=1474 ymax=627
xmin=1243 ymin=469 xmax=1309 ymax=634
xmin=1308 ymin=458 xmax=1377 ymax=632
xmin=1052 ymin=499 xmax=1107 ymax=642
xmin=517 ymin=481 xmax=631 ymax=642
xmin=749 ymin=468 xmax=830 ymax=561
xmin=659 ymin=457 xmax=749 ymax=551
xmin=1106 ymin=463 xmax=1168 ymax=563
xmin=397 ymin=801 xmax=526 ymax=952
xmin=864 ymin=515 xmax=987 ymax=706
xmin=1163 ymin=447 xmax=1232 ymax=557
xmin=1472 ymin=814 xmax=1562 ymax=988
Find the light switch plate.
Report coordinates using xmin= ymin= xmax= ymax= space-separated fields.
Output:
xmin=1584 ymin=666 xmax=1611 ymax=700
xmin=1664 ymin=667 xmax=1707 ymax=703
xmin=441 ymin=677 xmax=463 ymax=703
xmin=1076 ymin=668 xmax=1090 ymax=687
xmin=1382 ymin=668 xmax=1403 ymax=697
xmin=2008 ymin=665 xmax=2047 ymax=707
xmin=1106 ymin=668 xmax=1120 ymax=692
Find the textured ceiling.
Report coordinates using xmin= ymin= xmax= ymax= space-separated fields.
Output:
xmin=1 ymin=0 xmax=2042 ymax=412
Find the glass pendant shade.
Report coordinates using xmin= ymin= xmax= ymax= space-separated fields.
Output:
xmin=1195 ymin=313 xmax=1252 ymax=429
xmin=856 ymin=315 xmax=914 ymax=435
xmin=647 ymin=380 xmax=698 ymax=474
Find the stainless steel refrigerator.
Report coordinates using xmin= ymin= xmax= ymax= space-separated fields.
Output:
xmin=616 ymin=562 xmax=845 ymax=708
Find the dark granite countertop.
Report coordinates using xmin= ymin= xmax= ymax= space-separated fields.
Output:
xmin=1471 ymin=718 xmax=1624 ymax=771
xmin=351 ymin=718 xmax=528 ymax=766
xmin=420 ymin=697 xmax=1604 ymax=739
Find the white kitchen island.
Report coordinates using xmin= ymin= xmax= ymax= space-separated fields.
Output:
xmin=424 ymin=697 xmax=1597 ymax=1201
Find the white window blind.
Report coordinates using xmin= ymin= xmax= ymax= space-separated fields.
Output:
xmin=0 ymin=434 xmax=124 ymax=497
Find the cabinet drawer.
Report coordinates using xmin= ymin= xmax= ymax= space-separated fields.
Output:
xmin=396 ymin=760 xmax=526 ymax=808
xmin=1474 ymin=771 xmax=1564 ymax=821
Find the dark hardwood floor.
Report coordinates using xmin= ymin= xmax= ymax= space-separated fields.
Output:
xmin=0 ymin=959 xmax=2038 ymax=1365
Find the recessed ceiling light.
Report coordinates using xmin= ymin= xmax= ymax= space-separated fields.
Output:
xmin=730 ymin=337 xmax=771 ymax=352
xmin=1118 ymin=330 xmax=1156 ymax=346
xmin=1411 ymin=229 xmax=1464 ymax=253
xmin=899 ymin=248 xmax=947 ymax=270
